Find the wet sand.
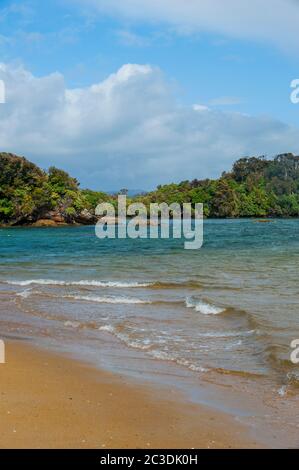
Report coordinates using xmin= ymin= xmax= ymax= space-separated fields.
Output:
xmin=0 ymin=340 xmax=262 ymax=449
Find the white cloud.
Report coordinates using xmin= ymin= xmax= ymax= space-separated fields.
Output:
xmin=74 ymin=0 xmax=299 ymax=53
xmin=0 ymin=62 xmax=298 ymax=190
xmin=193 ymin=104 xmax=209 ymax=112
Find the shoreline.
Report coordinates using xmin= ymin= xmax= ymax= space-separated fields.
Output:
xmin=1 ymin=216 xmax=299 ymax=229
xmin=0 ymin=340 xmax=261 ymax=449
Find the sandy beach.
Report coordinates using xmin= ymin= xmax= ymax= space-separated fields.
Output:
xmin=0 ymin=340 xmax=260 ymax=449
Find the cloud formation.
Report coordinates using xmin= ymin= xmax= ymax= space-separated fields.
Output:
xmin=76 ymin=0 xmax=299 ymax=53
xmin=0 ymin=62 xmax=298 ymax=190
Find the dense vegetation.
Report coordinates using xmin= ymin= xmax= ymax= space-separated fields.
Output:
xmin=136 ymin=152 xmax=299 ymax=218
xmin=1 ymin=151 xmax=299 ymax=225
xmin=0 ymin=153 xmax=109 ymax=225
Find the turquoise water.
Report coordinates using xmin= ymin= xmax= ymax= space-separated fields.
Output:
xmin=1 ymin=219 xmax=299 ymax=444
xmin=0 ymin=219 xmax=299 ymax=378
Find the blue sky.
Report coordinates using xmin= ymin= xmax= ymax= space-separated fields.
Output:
xmin=1 ymin=0 xmax=299 ymax=190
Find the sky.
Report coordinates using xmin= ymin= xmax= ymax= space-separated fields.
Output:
xmin=0 ymin=0 xmax=299 ymax=190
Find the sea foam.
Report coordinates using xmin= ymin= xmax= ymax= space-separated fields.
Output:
xmin=65 ymin=294 xmax=151 ymax=304
xmin=16 ymin=288 xmax=32 ymax=299
xmin=185 ymin=297 xmax=225 ymax=315
xmin=5 ymin=279 xmax=153 ymax=288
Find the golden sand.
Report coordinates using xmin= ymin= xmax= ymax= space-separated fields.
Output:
xmin=0 ymin=341 xmax=261 ymax=449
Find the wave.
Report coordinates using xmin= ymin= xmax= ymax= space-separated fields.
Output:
xmin=98 ymin=325 xmax=209 ymax=372
xmin=16 ymin=288 xmax=32 ymax=299
xmin=185 ymin=297 xmax=225 ymax=315
xmin=13 ymin=282 xmax=229 ymax=314
xmin=14 ymin=288 xmax=182 ymax=308
xmin=198 ymin=329 xmax=256 ymax=338
xmin=149 ymin=351 xmax=209 ymax=373
xmin=99 ymin=325 xmax=153 ymax=350
xmin=65 ymin=294 xmax=151 ymax=304
xmin=3 ymin=278 xmax=206 ymax=290
xmin=5 ymin=279 xmax=153 ymax=288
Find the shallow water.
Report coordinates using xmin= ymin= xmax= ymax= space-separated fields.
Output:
xmin=1 ymin=219 xmax=299 ymax=446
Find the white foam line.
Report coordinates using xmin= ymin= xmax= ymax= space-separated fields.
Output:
xmin=66 ymin=294 xmax=151 ymax=304
xmin=4 ymin=279 xmax=153 ymax=288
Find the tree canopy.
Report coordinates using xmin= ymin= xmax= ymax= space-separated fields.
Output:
xmin=1 ymin=151 xmax=299 ymax=225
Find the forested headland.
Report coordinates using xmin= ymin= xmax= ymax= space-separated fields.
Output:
xmin=1 ymin=151 xmax=299 ymax=226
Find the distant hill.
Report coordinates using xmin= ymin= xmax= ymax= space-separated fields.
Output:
xmin=107 ymin=189 xmax=148 ymax=197
xmin=1 ymin=151 xmax=299 ymax=226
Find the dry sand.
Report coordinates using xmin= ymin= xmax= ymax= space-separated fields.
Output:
xmin=0 ymin=341 xmax=261 ymax=449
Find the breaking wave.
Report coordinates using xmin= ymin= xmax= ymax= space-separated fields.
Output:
xmin=185 ymin=297 xmax=225 ymax=315
xmin=65 ymin=294 xmax=151 ymax=304
xmin=5 ymin=279 xmax=153 ymax=288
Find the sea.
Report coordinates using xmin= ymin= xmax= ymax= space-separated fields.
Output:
xmin=0 ymin=219 xmax=299 ymax=446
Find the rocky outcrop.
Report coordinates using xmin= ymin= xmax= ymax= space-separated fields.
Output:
xmin=42 ymin=211 xmax=66 ymax=224
xmin=32 ymin=209 xmax=97 ymax=227
xmin=74 ymin=209 xmax=97 ymax=225
xmin=32 ymin=219 xmax=62 ymax=227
